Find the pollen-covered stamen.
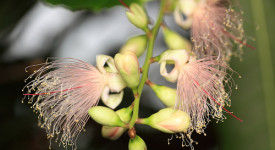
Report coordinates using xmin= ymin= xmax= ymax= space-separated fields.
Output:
xmin=176 ymin=56 xmax=238 ymax=136
xmin=23 ymin=83 xmax=90 ymax=96
xmin=190 ymin=0 xmax=248 ymax=61
xmin=221 ymin=29 xmax=255 ymax=50
xmin=22 ymin=58 xmax=106 ymax=149
xmin=192 ymin=78 xmax=243 ymax=122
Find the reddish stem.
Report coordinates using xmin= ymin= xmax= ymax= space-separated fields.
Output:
xmin=118 ymin=0 xmax=130 ymax=10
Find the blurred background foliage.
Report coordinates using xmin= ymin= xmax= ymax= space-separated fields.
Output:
xmin=0 ymin=0 xmax=274 ymax=150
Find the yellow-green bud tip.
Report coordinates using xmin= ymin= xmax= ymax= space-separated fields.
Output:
xmin=126 ymin=3 xmax=148 ymax=30
xmin=148 ymin=81 xmax=176 ymax=108
xmin=143 ymin=108 xmax=191 ymax=133
xmin=120 ymin=35 xmax=147 ymax=57
xmin=114 ymin=51 xmax=140 ymax=89
xmin=88 ymin=106 xmax=125 ymax=127
xmin=162 ymin=26 xmax=192 ymax=51
xmin=129 ymin=135 xmax=147 ymax=150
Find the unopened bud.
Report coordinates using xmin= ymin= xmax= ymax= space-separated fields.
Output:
xmin=165 ymin=0 xmax=177 ymax=12
xmin=116 ymin=106 xmax=133 ymax=122
xmin=101 ymin=106 xmax=133 ymax=140
xmin=102 ymin=126 xmax=126 ymax=140
xmin=142 ymin=108 xmax=190 ymax=133
xmin=89 ymin=106 xmax=125 ymax=127
xmin=129 ymin=135 xmax=147 ymax=150
xmin=120 ymin=35 xmax=147 ymax=57
xmin=162 ymin=26 xmax=191 ymax=51
xmin=147 ymin=81 xmax=176 ymax=107
xmin=114 ymin=51 xmax=140 ymax=89
xmin=126 ymin=3 xmax=148 ymax=30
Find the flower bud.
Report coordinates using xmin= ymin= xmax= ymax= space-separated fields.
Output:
xmin=114 ymin=51 xmax=140 ymax=89
xmin=165 ymin=0 xmax=177 ymax=12
xmin=162 ymin=26 xmax=192 ymax=51
xmin=142 ymin=108 xmax=190 ymax=133
xmin=147 ymin=81 xmax=176 ymax=107
xmin=120 ymin=35 xmax=147 ymax=57
xmin=159 ymin=50 xmax=189 ymax=82
xmin=101 ymin=106 xmax=133 ymax=140
xmin=89 ymin=106 xmax=125 ymax=127
xmin=102 ymin=126 xmax=126 ymax=140
xmin=129 ymin=135 xmax=147 ymax=150
xmin=116 ymin=106 xmax=133 ymax=122
xmin=126 ymin=3 xmax=148 ymax=30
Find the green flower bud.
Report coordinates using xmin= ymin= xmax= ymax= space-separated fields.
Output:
xmin=147 ymin=81 xmax=176 ymax=107
xmin=165 ymin=0 xmax=177 ymax=12
xmin=162 ymin=26 xmax=192 ymax=51
xmin=116 ymin=106 xmax=133 ymax=123
xmin=114 ymin=51 xmax=140 ymax=89
xmin=101 ymin=106 xmax=133 ymax=140
xmin=142 ymin=108 xmax=190 ymax=133
xmin=89 ymin=106 xmax=125 ymax=127
xmin=129 ymin=135 xmax=147 ymax=150
xmin=120 ymin=35 xmax=147 ymax=57
xmin=126 ymin=3 xmax=148 ymax=30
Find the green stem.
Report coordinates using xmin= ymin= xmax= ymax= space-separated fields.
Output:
xmin=129 ymin=0 xmax=166 ymax=128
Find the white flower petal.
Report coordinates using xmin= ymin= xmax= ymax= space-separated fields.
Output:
xmin=160 ymin=60 xmax=179 ymax=83
xmin=107 ymin=73 xmax=126 ymax=92
xmin=96 ymin=55 xmax=117 ymax=74
xmin=101 ymin=86 xmax=124 ymax=109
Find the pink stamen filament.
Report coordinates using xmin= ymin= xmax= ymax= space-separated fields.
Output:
xmin=193 ymin=79 xmax=243 ymax=122
xmin=23 ymin=83 xmax=90 ymax=96
xmin=221 ymin=29 xmax=255 ymax=50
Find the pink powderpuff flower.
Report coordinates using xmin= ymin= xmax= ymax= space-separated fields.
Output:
xmin=176 ymin=56 xmax=243 ymax=135
xmin=159 ymin=50 xmax=242 ymax=145
xmin=22 ymin=58 xmax=123 ymax=149
xmin=174 ymin=0 xmax=254 ymax=61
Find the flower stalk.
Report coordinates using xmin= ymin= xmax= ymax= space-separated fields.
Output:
xmin=129 ymin=0 xmax=166 ymax=130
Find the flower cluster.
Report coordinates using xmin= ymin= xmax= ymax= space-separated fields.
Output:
xmin=23 ymin=0 xmax=249 ymax=149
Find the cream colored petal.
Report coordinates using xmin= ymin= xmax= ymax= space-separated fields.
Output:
xmin=96 ymin=55 xmax=117 ymax=74
xmin=160 ymin=60 xmax=179 ymax=83
xmin=107 ymin=73 xmax=126 ymax=92
xmin=160 ymin=50 xmax=189 ymax=68
xmin=174 ymin=6 xmax=193 ymax=30
xmin=101 ymin=86 xmax=124 ymax=109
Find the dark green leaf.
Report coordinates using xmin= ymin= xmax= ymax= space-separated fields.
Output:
xmin=43 ymin=0 xmax=143 ymax=11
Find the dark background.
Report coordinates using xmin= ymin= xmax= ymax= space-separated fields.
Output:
xmin=0 ymin=0 xmax=274 ymax=150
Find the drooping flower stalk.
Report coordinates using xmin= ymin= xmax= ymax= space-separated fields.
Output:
xmin=23 ymin=58 xmax=107 ymax=149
